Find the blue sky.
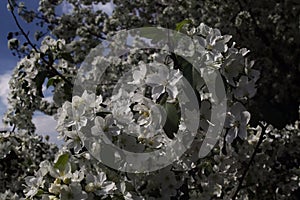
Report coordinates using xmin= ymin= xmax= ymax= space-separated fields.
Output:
xmin=0 ymin=1 xmax=114 ymax=145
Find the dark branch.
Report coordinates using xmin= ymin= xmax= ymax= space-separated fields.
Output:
xmin=8 ymin=0 xmax=39 ymax=52
xmin=231 ymin=122 xmax=268 ymax=199
xmin=8 ymin=0 xmax=73 ymax=87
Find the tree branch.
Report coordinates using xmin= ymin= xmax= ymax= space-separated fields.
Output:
xmin=231 ymin=122 xmax=268 ymax=199
xmin=8 ymin=0 xmax=73 ymax=87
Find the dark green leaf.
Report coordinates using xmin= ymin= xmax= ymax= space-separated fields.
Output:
xmin=176 ymin=19 xmax=192 ymax=32
xmin=46 ymin=76 xmax=60 ymax=88
xmin=54 ymin=153 xmax=69 ymax=172
xmin=163 ymin=102 xmax=181 ymax=139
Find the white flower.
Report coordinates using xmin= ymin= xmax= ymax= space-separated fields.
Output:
xmin=81 ymin=90 xmax=100 ymax=116
xmin=132 ymin=94 xmax=157 ymax=127
xmin=221 ymin=45 xmax=245 ymax=86
xmin=65 ymin=131 xmax=83 ymax=153
xmin=91 ymin=115 xmax=119 ymax=138
xmin=18 ymin=58 xmax=38 ymax=80
xmin=56 ymin=102 xmax=73 ymax=132
xmin=71 ymin=96 xmax=88 ymax=128
xmin=110 ymin=98 xmax=134 ymax=127
xmin=24 ymin=175 xmax=45 ymax=198
xmin=58 ymin=95 xmax=87 ymax=131
xmin=196 ymin=23 xmax=232 ymax=53
xmin=49 ymin=182 xmax=61 ymax=195
xmin=131 ymin=94 xmax=166 ymax=139
xmin=71 ymin=169 xmax=85 ymax=182
xmin=233 ymin=76 xmax=257 ymax=99
xmin=145 ymin=65 xmax=182 ymax=101
xmin=225 ymin=102 xmax=251 ymax=143
xmin=85 ymin=172 xmax=116 ymax=196
xmin=56 ymin=91 xmax=103 ymax=136
xmin=128 ymin=62 xmax=147 ymax=85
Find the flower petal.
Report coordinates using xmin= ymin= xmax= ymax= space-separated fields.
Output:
xmin=225 ymin=127 xmax=238 ymax=143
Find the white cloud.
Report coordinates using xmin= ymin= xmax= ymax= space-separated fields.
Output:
xmin=42 ymin=84 xmax=54 ymax=102
xmin=93 ymin=1 xmax=115 ymax=15
xmin=61 ymin=0 xmax=74 ymax=14
xmin=60 ymin=0 xmax=115 ymax=15
xmin=0 ymin=71 xmax=11 ymax=108
xmin=33 ymin=112 xmax=64 ymax=146
xmin=0 ymin=71 xmax=62 ymax=146
xmin=0 ymin=71 xmax=11 ymax=131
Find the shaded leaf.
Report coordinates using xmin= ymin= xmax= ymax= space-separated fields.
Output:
xmin=46 ymin=76 xmax=60 ymax=88
xmin=176 ymin=19 xmax=192 ymax=32
xmin=54 ymin=153 xmax=69 ymax=172
xmin=163 ymin=102 xmax=180 ymax=139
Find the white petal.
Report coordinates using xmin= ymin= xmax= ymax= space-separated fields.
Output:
xmin=238 ymin=125 xmax=247 ymax=140
xmin=240 ymin=111 xmax=251 ymax=125
xmin=225 ymin=127 xmax=238 ymax=143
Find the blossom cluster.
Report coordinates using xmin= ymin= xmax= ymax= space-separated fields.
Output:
xmin=3 ymin=36 xmax=76 ymax=131
xmin=1 ymin=121 xmax=299 ymax=199
xmin=4 ymin=0 xmax=299 ymax=199
xmin=0 ymin=130 xmax=58 ymax=197
xmin=13 ymin=22 xmax=261 ymax=199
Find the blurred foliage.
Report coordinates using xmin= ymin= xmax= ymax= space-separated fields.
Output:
xmin=0 ymin=131 xmax=58 ymax=196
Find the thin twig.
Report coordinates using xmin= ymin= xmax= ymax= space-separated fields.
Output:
xmin=12 ymin=124 xmax=16 ymax=132
xmin=8 ymin=0 xmax=73 ymax=87
xmin=8 ymin=0 xmax=39 ymax=52
xmin=231 ymin=122 xmax=268 ymax=199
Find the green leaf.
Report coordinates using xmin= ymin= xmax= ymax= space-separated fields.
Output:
xmin=54 ymin=153 xmax=69 ymax=172
xmin=36 ymin=189 xmax=44 ymax=196
xmin=176 ymin=19 xmax=192 ymax=32
xmin=156 ymin=92 xmax=169 ymax=105
xmin=46 ymin=76 xmax=60 ymax=88
xmin=180 ymin=57 xmax=193 ymax=85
